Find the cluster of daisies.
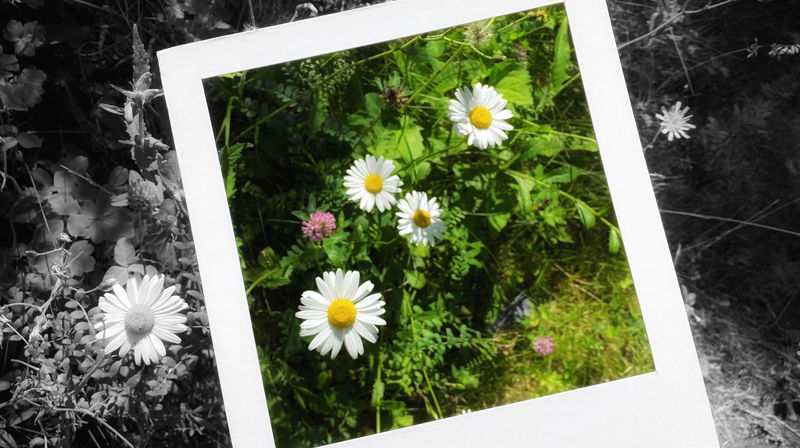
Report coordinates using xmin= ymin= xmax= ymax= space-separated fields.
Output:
xmin=296 ymin=83 xmax=515 ymax=360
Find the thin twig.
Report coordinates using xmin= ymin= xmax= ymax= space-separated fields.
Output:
xmin=660 ymin=209 xmax=800 ymax=238
xmin=617 ymin=12 xmax=683 ymax=51
xmin=58 ymin=164 xmax=114 ymax=196
xmin=668 ymin=27 xmax=694 ymax=94
xmin=617 ymin=0 xmax=742 ymax=51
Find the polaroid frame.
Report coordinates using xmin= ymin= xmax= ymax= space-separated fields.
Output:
xmin=157 ymin=0 xmax=719 ymax=446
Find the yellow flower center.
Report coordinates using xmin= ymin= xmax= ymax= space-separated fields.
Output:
xmin=469 ymin=106 xmax=493 ymax=129
xmin=327 ymin=299 xmax=357 ymax=328
xmin=364 ymin=174 xmax=384 ymax=194
xmin=124 ymin=304 xmax=155 ymax=338
xmin=413 ymin=209 xmax=431 ymax=228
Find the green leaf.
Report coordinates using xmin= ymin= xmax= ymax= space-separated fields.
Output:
xmin=365 ymin=92 xmax=383 ymax=118
xmin=322 ymin=232 xmax=349 ymax=266
xmin=390 ymin=413 xmax=413 ymax=429
xmin=508 ymin=171 xmax=535 ymax=212
xmin=608 ymin=228 xmax=621 ymax=254
xmin=395 ymin=122 xmax=424 ymax=163
xmin=490 ymin=62 xmax=534 ymax=106
xmin=220 ymin=142 xmax=246 ymax=199
xmin=411 ymin=244 xmax=430 ymax=258
xmin=488 ymin=212 xmax=511 ymax=231
xmin=291 ymin=210 xmax=309 ymax=221
xmin=537 ymin=133 xmax=565 ymax=157
xmin=404 ymin=270 xmax=427 ymax=289
xmin=575 ymin=201 xmax=596 ymax=229
xmin=371 ymin=378 xmax=385 ymax=407
xmin=425 ymin=40 xmax=446 ymax=58
xmin=551 ymin=15 xmax=571 ymax=89
xmin=413 ymin=161 xmax=431 ymax=182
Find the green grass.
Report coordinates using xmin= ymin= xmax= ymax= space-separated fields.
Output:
xmin=464 ymin=247 xmax=653 ymax=411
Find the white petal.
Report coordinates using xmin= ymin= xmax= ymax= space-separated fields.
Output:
xmin=343 ymin=271 xmax=359 ymax=300
xmin=111 ymin=284 xmax=131 ymax=308
xmin=316 ymin=276 xmax=335 ymax=301
xmin=344 ymin=330 xmax=362 ymax=359
xmin=103 ymin=331 xmax=128 ymax=354
xmin=152 ymin=327 xmax=182 ymax=344
xmin=149 ymin=333 xmax=167 ymax=358
xmin=334 ymin=269 xmax=345 ymax=298
xmin=308 ymin=326 xmax=332 ymax=351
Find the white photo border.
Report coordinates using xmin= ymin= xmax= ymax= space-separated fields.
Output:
xmin=157 ymin=0 xmax=720 ymax=447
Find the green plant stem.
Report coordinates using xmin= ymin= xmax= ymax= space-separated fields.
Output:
xmin=375 ymin=354 xmax=382 ymax=434
xmin=422 ymin=367 xmax=443 ymax=419
xmin=441 ymin=36 xmax=496 ymax=61
xmin=518 ymin=118 xmax=596 ymax=143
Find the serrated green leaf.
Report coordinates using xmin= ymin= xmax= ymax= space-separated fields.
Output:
xmin=490 ymin=62 xmax=534 ymax=106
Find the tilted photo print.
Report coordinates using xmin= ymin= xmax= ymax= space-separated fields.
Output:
xmin=202 ymin=4 xmax=654 ymax=447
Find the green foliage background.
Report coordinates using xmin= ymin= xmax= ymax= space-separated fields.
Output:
xmin=207 ymin=6 xmax=652 ymax=447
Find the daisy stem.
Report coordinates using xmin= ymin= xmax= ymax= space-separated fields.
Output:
xmin=375 ymin=354 xmax=382 ymax=433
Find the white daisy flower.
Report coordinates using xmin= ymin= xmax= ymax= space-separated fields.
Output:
xmin=296 ymin=269 xmax=386 ymax=359
xmin=343 ymin=155 xmax=402 ymax=212
xmin=94 ymin=274 xmax=188 ymax=366
xmin=655 ymin=101 xmax=696 ymax=141
xmin=396 ymin=191 xmax=446 ymax=246
xmin=447 ymin=83 xmax=513 ymax=149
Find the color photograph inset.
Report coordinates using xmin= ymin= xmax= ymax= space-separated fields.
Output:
xmin=204 ymin=5 xmax=654 ymax=447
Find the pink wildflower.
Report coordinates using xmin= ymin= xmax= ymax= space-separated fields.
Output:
xmin=533 ymin=335 xmax=554 ymax=356
xmin=302 ymin=211 xmax=336 ymax=242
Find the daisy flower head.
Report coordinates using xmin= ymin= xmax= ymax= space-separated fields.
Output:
xmin=396 ymin=191 xmax=446 ymax=246
xmin=94 ymin=274 xmax=188 ymax=366
xmin=448 ymin=83 xmax=513 ymax=150
xmin=296 ymin=269 xmax=386 ymax=359
xmin=343 ymin=155 xmax=402 ymax=212
xmin=302 ymin=211 xmax=336 ymax=242
xmin=655 ymin=101 xmax=696 ymax=141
